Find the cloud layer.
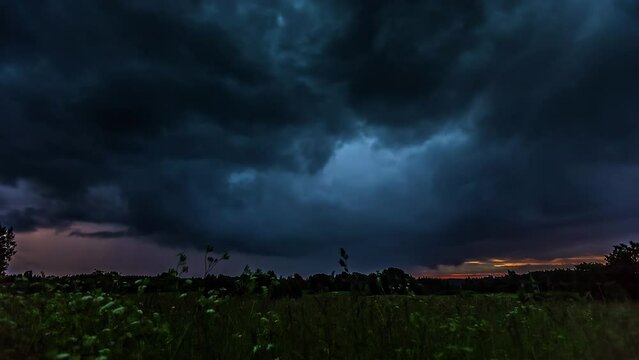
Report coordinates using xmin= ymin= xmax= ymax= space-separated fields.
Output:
xmin=2 ymin=0 xmax=639 ymax=272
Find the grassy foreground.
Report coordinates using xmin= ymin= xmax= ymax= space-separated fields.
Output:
xmin=2 ymin=290 xmax=639 ymax=360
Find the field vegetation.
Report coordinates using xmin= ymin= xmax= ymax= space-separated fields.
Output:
xmin=2 ymin=286 xmax=639 ymax=359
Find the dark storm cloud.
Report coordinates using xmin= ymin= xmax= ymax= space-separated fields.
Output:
xmin=2 ymin=208 xmax=52 ymax=232
xmin=68 ymin=230 xmax=131 ymax=239
xmin=309 ymin=0 xmax=639 ymax=260
xmin=0 ymin=0 xmax=350 ymax=251
xmin=316 ymin=0 xmax=485 ymax=127
xmin=1 ymin=0 xmax=639 ymax=271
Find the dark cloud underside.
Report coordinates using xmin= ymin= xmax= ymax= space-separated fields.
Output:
xmin=1 ymin=0 xmax=639 ymax=270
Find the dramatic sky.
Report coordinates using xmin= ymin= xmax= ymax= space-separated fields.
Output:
xmin=2 ymin=0 xmax=639 ymax=277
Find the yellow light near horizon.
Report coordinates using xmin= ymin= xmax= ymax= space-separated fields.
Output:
xmin=416 ymin=255 xmax=607 ymax=279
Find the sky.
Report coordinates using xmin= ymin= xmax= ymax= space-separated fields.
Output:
xmin=1 ymin=0 xmax=639 ymax=277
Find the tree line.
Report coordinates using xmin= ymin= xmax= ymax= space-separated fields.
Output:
xmin=1 ymin=224 xmax=638 ymax=300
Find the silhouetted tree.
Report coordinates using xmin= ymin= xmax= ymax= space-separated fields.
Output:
xmin=378 ymin=268 xmax=413 ymax=294
xmin=605 ymin=241 xmax=639 ymax=297
xmin=0 ymin=224 xmax=16 ymax=274
xmin=606 ymin=241 xmax=639 ymax=270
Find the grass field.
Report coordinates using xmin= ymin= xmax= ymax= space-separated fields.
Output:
xmin=1 ymin=287 xmax=639 ymax=360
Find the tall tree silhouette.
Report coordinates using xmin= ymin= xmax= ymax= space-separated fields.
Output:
xmin=0 ymin=224 xmax=16 ymax=274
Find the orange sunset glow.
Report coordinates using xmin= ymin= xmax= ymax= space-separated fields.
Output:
xmin=416 ymin=255 xmax=606 ymax=279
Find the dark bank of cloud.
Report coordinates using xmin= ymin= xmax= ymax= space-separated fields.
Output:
xmin=1 ymin=0 xmax=639 ymax=271
xmin=68 ymin=230 xmax=132 ymax=239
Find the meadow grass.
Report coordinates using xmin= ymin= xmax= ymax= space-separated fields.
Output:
xmin=1 ymin=289 xmax=639 ymax=359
